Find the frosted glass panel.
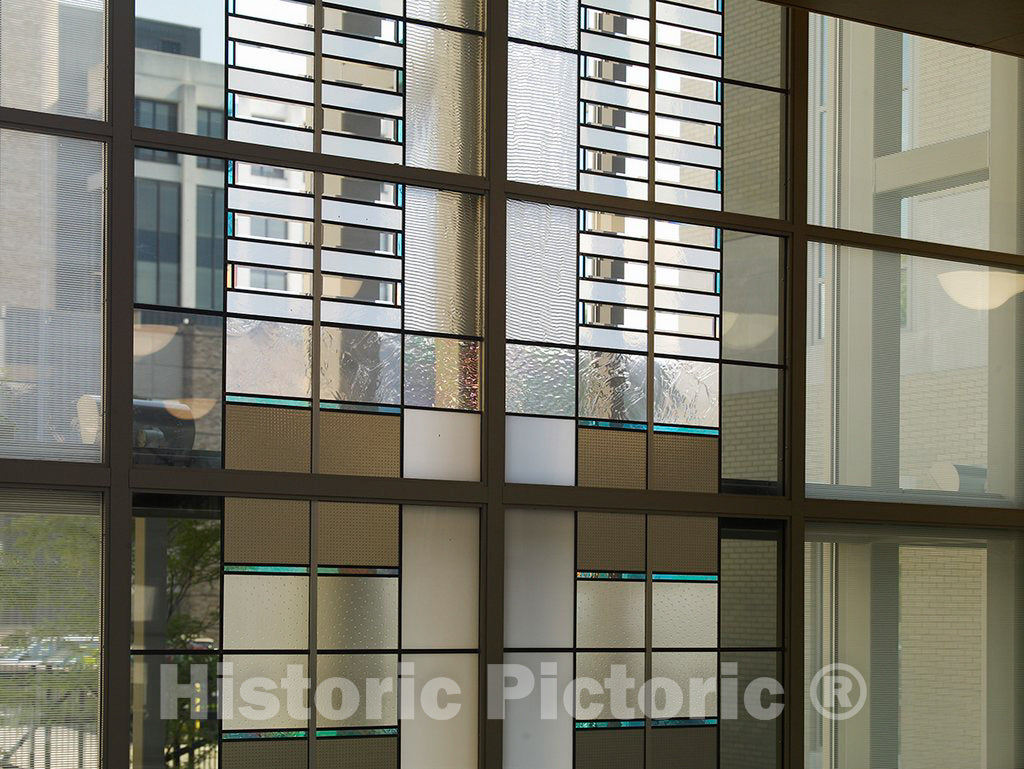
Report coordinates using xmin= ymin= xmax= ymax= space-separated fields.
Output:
xmin=578 ymin=350 xmax=647 ymax=422
xmin=505 ymin=509 xmax=575 ymax=648
xmin=222 ymin=655 xmax=308 ymax=730
xmin=654 ymin=358 xmax=719 ymax=426
xmin=403 ymin=187 xmax=485 ymax=336
xmin=576 ymin=581 xmax=645 ymax=648
xmin=401 ymin=653 xmax=478 ymax=769
xmin=506 ymin=345 xmax=575 ymax=416
xmin=508 ymin=43 xmax=577 ymax=188
xmin=506 ymin=200 xmax=577 ymax=345
xmin=506 ymin=416 xmax=576 ymax=486
xmin=652 ymin=582 xmax=718 ymax=648
xmin=509 ymin=0 xmax=576 ymax=48
xmin=226 ymin=317 xmax=312 ymax=398
xmin=3 ymin=0 xmax=106 ymax=118
xmin=722 ymin=232 xmax=781 ymax=365
xmin=652 ymin=652 xmax=718 ymax=717
xmin=222 ymin=574 xmax=309 ymax=650
xmin=316 ymin=653 xmax=398 ymax=727
xmin=405 ymin=25 xmax=485 ymax=174
xmin=317 ymin=576 xmax=398 ymax=650
xmin=503 ymin=653 xmax=574 ymax=769
xmin=0 ymin=131 xmax=104 ymax=462
xmin=576 ymin=652 xmax=645 ymax=718
xmin=405 ymin=335 xmax=481 ymax=410
xmin=403 ymin=409 xmax=480 ymax=481
xmin=320 ymin=327 xmax=401 ymax=405
xmin=402 ymin=506 xmax=479 ymax=648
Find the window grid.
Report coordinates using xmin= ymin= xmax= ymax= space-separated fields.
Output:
xmin=1 ymin=5 xmax=1024 ymax=769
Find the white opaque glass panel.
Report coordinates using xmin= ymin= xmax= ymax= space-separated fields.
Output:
xmin=655 ymin=333 xmax=720 ymax=359
xmin=581 ymin=173 xmax=649 ymax=200
xmin=652 ymin=652 xmax=718 ymax=717
xmin=229 ymin=120 xmax=314 ymax=151
xmin=579 ymin=126 xmax=650 ymax=156
xmin=322 ymin=83 xmax=403 ymax=115
xmin=228 ymin=16 xmax=314 ymax=51
xmin=230 ymin=69 xmax=315 ymax=103
xmin=654 ymin=244 xmax=720 ymax=270
xmin=321 ymin=251 xmax=402 ymax=280
xmin=656 ymin=2 xmax=722 ymax=32
xmin=507 ymin=200 xmax=577 ymax=344
xmin=655 ymin=288 xmax=721 ymax=314
xmin=320 ymin=300 xmax=401 ymax=329
xmin=576 ymin=580 xmax=645 ymax=648
xmin=228 ymin=239 xmax=314 ymax=270
xmin=503 ymin=652 xmax=574 ymax=769
xmin=578 ymin=326 xmax=648 ymax=352
xmin=402 ymin=506 xmax=479 ymax=648
xmin=509 ymin=43 xmax=577 ymax=188
xmin=322 ymin=134 xmax=403 ymax=164
xmin=657 ymin=48 xmax=722 ymax=78
xmin=222 ymin=575 xmax=309 ymax=649
xmin=322 ymin=34 xmax=404 ymax=67
xmin=222 ymin=655 xmax=308 ymax=730
xmin=506 ymin=416 xmax=576 ymax=486
xmin=401 ymin=654 xmax=478 ymax=769
xmin=652 ymin=582 xmax=718 ymax=648
xmin=581 ymin=31 xmax=649 ymax=63
xmin=322 ymin=199 xmax=403 ymax=230
xmin=227 ymin=291 xmax=313 ymax=320
xmin=403 ymin=409 xmax=481 ymax=481
xmin=656 ymin=184 xmax=722 ymax=210
xmin=656 ymin=265 xmax=718 ymax=293
xmin=655 ymin=139 xmax=721 ymax=167
xmin=581 ymin=80 xmax=649 ymax=111
xmin=580 ymin=280 xmax=649 ymax=307
xmin=504 ymin=509 xmax=576 ymax=648
xmin=656 ymin=93 xmax=721 ymax=122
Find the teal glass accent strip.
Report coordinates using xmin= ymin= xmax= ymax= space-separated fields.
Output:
xmin=227 ymin=394 xmax=312 ymax=409
xmin=223 ymin=730 xmax=308 ymax=740
xmin=653 ymin=425 xmax=720 ymax=436
xmin=578 ymin=419 xmax=647 ymax=431
xmin=397 ymin=119 xmax=404 ymax=144
xmin=576 ymin=571 xmax=646 ymax=581
xmin=227 ymin=160 xmax=234 ymax=185
xmin=224 ymin=565 xmax=310 ymax=575
xmin=651 ymin=718 xmax=718 ymax=728
xmin=715 ymin=272 xmax=721 ymax=294
xmin=316 ymin=727 xmax=398 ymax=739
xmin=227 ymin=211 xmax=234 ymax=236
xmin=652 ymin=573 xmax=719 ymax=582
xmin=318 ymin=567 xmax=399 ymax=576
xmin=575 ymin=720 xmax=645 ymax=730
xmin=319 ymin=401 xmax=401 ymax=415
xmin=397 ymin=183 xmax=404 ymax=207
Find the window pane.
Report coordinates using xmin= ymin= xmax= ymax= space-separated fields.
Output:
xmin=806 ymin=524 xmax=1024 ymax=769
xmin=807 ymin=242 xmax=1024 ymax=505
xmin=0 ymin=130 xmax=105 ymax=462
xmin=0 ymin=0 xmax=105 ymax=118
xmin=809 ymin=16 xmax=1024 ymax=254
xmin=0 ymin=490 xmax=101 ymax=768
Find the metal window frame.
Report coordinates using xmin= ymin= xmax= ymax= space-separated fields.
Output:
xmin=0 ymin=2 xmax=1023 ymax=768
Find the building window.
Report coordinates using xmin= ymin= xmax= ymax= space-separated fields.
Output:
xmin=197 ymin=107 xmax=225 ymax=169
xmin=134 ymin=178 xmax=181 ymax=306
xmin=196 ymin=186 xmax=224 ymax=311
xmin=134 ymin=98 xmax=179 ymax=163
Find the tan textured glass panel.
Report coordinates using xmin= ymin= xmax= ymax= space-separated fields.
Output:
xmin=723 ymin=84 xmax=783 ymax=219
xmin=647 ymin=725 xmax=716 ymax=769
xmin=577 ymin=512 xmax=645 ymax=572
xmin=721 ymin=535 xmax=779 ymax=648
xmin=721 ymin=651 xmax=782 ymax=769
xmin=223 ymin=574 xmax=309 ymax=650
xmin=224 ymin=498 xmax=309 ymax=565
xmin=723 ymin=0 xmax=785 ymax=88
xmin=574 ymin=729 xmax=643 ymax=769
xmin=317 ymin=736 xmax=397 ymax=769
xmin=317 ymin=576 xmax=398 ymax=650
xmin=649 ymin=432 xmax=718 ymax=493
xmin=319 ymin=502 xmax=399 ymax=567
xmin=575 ymin=651 xmax=644 ymax=718
xmin=222 ymin=654 xmax=308 ymax=730
xmin=577 ymin=428 xmax=646 ymax=489
xmin=319 ymin=411 xmax=399 ymax=477
xmin=224 ymin=404 xmax=311 ymax=472
xmin=221 ymin=740 xmax=307 ymax=769
xmin=576 ymin=580 xmax=645 ymax=648
xmin=651 ymin=583 xmax=718 ymax=648
xmin=647 ymin=515 xmax=718 ymax=574
xmin=316 ymin=654 xmax=398 ymax=727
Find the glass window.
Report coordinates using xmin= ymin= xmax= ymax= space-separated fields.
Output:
xmin=135 ymin=99 xmax=180 ymax=163
xmin=806 ymin=523 xmax=1024 ymax=769
xmin=807 ymin=242 xmax=1024 ymax=505
xmin=0 ymin=490 xmax=102 ymax=768
xmin=0 ymin=0 xmax=106 ymax=119
xmin=0 ymin=129 xmax=105 ymax=462
xmin=809 ymin=16 xmax=1024 ymax=254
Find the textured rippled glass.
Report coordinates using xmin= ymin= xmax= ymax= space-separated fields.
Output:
xmin=404 ymin=187 xmax=484 ymax=336
xmin=320 ymin=327 xmax=400 ymax=405
xmin=225 ymin=317 xmax=312 ymax=398
xmin=406 ymin=0 xmax=483 ymax=30
xmin=508 ymin=43 xmax=577 ymax=189
xmin=405 ymin=25 xmax=484 ymax=175
xmin=506 ymin=200 xmax=577 ymax=344
xmin=576 ymin=580 xmax=645 ymax=648
xmin=222 ymin=574 xmax=309 ymax=650
xmin=317 ymin=576 xmax=398 ymax=650
xmin=0 ymin=131 xmax=104 ymax=462
xmin=652 ymin=582 xmax=718 ymax=648
xmin=654 ymin=358 xmax=719 ymax=427
xmin=509 ymin=0 xmax=576 ymax=48
xmin=723 ymin=232 xmax=781 ymax=365
xmin=578 ymin=350 xmax=647 ymax=422
xmin=404 ymin=335 xmax=482 ymax=411
xmin=2 ymin=0 xmax=105 ymax=118
xmin=506 ymin=344 xmax=575 ymax=416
